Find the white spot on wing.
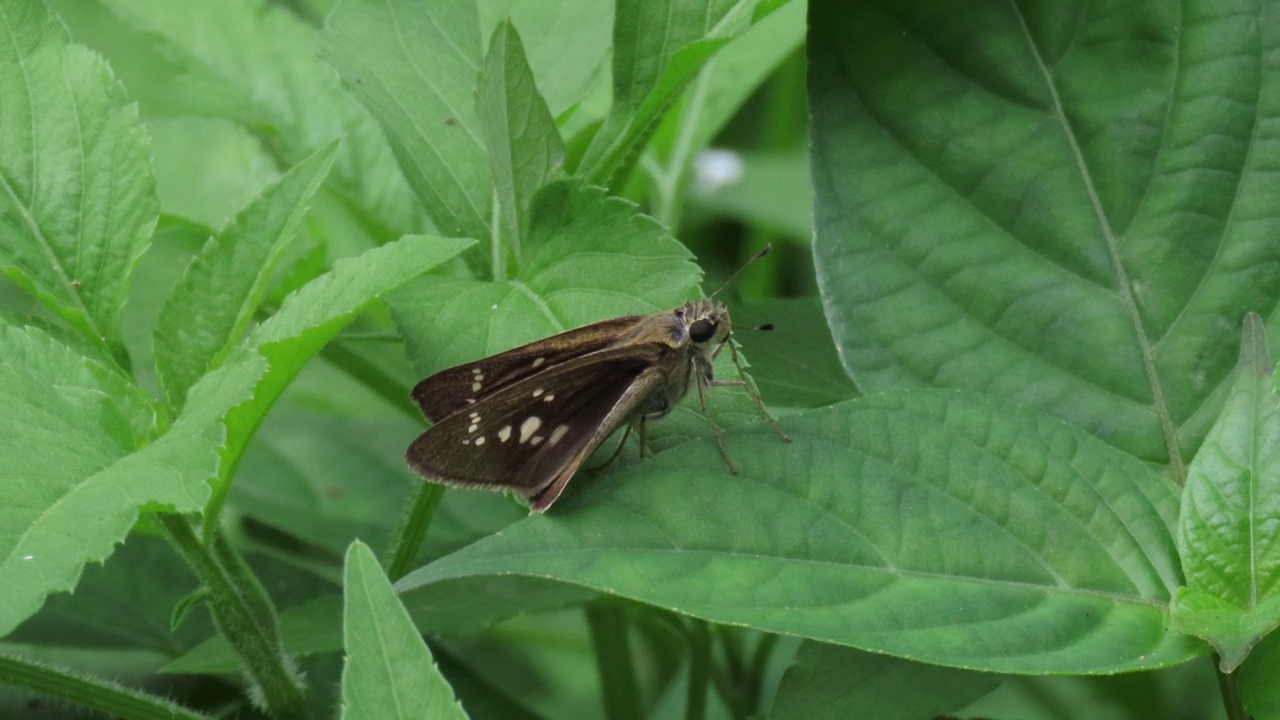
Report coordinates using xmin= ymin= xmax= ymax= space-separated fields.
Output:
xmin=498 ymin=426 xmax=512 ymax=442
xmin=549 ymin=425 xmax=569 ymax=446
xmin=519 ymin=416 xmax=542 ymax=443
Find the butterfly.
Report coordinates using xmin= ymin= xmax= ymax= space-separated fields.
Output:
xmin=405 ymin=283 xmax=789 ymax=512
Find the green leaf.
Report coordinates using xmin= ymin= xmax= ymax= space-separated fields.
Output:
xmin=770 ymin=642 xmax=999 ymax=720
xmin=578 ymin=0 xmax=757 ymax=182
xmin=154 ymin=143 xmax=339 ymax=411
xmin=1173 ymin=313 xmax=1280 ymax=671
xmin=478 ymin=20 xmax=565 ymax=258
xmin=398 ymin=390 xmax=1199 ymax=673
xmin=99 ymin=0 xmax=422 ymax=238
xmin=321 ymin=0 xmax=490 ymax=241
xmin=0 ymin=349 xmax=266 ymax=637
xmin=340 ymin=541 xmax=469 ymax=720
xmin=809 ymin=0 xmax=1280 ymax=468
xmin=0 ymin=0 xmax=157 ymax=358
xmin=392 ymin=179 xmax=701 ymax=373
xmin=204 ymin=235 xmax=475 ymax=529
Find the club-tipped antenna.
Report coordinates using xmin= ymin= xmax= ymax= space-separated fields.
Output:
xmin=710 ymin=244 xmax=772 ymax=299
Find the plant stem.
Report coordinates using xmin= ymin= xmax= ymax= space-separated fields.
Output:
xmin=686 ymin=620 xmax=711 ymax=720
xmin=586 ymin=600 xmax=643 ymax=720
xmin=1215 ymin=659 xmax=1247 ymax=720
xmin=742 ymin=632 xmax=779 ymax=716
xmin=157 ymin=513 xmax=312 ymax=720
xmin=383 ymin=482 xmax=445 ymax=581
xmin=0 ymin=652 xmax=213 ymax=720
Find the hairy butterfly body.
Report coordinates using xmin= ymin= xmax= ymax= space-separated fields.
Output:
xmin=405 ymin=297 xmax=787 ymax=512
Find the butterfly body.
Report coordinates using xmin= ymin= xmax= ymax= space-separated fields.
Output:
xmin=405 ymin=298 xmax=745 ymax=512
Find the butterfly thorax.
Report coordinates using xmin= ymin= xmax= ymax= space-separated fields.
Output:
xmin=614 ymin=299 xmax=731 ymax=421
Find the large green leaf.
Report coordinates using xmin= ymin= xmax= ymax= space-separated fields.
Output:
xmin=0 ymin=0 xmax=156 ymax=359
xmin=809 ymin=0 xmax=1280 ymax=468
xmin=340 ymin=541 xmax=469 ymax=720
xmin=1174 ymin=314 xmax=1280 ymax=671
xmin=321 ymin=0 xmax=490 ymax=241
xmin=391 ymin=179 xmax=701 ymax=373
xmin=399 ymin=390 xmax=1200 ymax=673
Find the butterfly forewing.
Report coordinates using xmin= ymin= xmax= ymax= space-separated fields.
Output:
xmin=411 ymin=315 xmax=645 ymax=422
xmin=405 ymin=345 xmax=667 ymax=507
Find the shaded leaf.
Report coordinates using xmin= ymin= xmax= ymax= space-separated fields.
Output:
xmin=770 ymin=641 xmax=999 ymax=720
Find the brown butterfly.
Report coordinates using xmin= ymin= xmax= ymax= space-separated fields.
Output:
xmin=405 ymin=249 xmax=789 ymax=512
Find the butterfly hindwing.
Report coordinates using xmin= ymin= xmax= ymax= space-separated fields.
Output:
xmin=405 ymin=344 xmax=668 ymax=507
xmin=411 ymin=315 xmax=645 ymax=422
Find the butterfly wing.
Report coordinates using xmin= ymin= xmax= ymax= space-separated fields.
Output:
xmin=405 ymin=344 xmax=668 ymax=511
xmin=411 ymin=315 xmax=645 ymax=422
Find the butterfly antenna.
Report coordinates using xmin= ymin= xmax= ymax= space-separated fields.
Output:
xmin=709 ymin=244 xmax=772 ymax=299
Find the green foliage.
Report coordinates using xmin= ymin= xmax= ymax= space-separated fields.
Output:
xmin=0 ymin=0 xmax=1275 ymax=718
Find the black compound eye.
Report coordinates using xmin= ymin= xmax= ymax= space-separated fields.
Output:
xmin=689 ymin=317 xmax=717 ymax=343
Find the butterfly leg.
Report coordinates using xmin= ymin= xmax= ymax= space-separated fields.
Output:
xmin=711 ymin=341 xmax=791 ymax=443
xmin=695 ymin=374 xmax=739 ymax=474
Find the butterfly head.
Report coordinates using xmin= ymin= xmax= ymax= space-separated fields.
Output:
xmin=680 ymin=299 xmax=732 ymax=352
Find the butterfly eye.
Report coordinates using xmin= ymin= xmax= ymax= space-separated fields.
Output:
xmin=689 ymin=318 xmax=717 ymax=343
